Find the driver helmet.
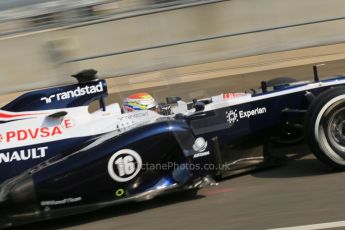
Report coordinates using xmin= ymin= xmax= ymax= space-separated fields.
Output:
xmin=122 ymin=92 xmax=158 ymax=112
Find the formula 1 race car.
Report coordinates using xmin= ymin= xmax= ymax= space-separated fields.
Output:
xmin=2 ymin=66 xmax=345 ymax=228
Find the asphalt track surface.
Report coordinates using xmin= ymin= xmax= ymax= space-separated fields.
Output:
xmin=12 ymin=58 xmax=345 ymax=230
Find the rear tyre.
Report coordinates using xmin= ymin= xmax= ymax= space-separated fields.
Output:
xmin=305 ymin=87 xmax=345 ymax=169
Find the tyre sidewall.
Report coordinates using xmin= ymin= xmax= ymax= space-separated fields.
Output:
xmin=306 ymin=87 xmax=345 ymax=169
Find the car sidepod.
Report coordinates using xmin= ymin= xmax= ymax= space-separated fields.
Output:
xmin=0 ymin=119 xmax=216 ymax=227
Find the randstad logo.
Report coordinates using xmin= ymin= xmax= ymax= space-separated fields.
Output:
xmin=41 ymin=82 xmax=104 ymax=104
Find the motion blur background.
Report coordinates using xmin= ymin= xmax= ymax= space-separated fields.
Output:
xmin=1 ymin=0 xmax=345 ymax=100
xmin=5 ymin=2 xmax=345 ymax=230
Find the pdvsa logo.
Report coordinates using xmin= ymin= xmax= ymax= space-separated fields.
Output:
xmin=0 ymin=118 xmax=74 ymax=143
xmin=107 ymin=149 xmax=142 ymax=182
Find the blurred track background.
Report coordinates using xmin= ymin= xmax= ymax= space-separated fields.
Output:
xmin=2 ymin=0 xmax=345 ymax=94
xmin=3 ymin=0 xmax=345 ymax=229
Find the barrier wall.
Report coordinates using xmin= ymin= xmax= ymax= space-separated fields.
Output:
xmin=1 ymin=0 xmax=345 ymax=94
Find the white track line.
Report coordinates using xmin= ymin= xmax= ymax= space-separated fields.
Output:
xmin=267 ymin=221 xmax=345 ymax=230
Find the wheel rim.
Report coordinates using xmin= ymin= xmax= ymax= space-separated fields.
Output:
xmin=315 ymin=95 xmax=345 ymax=165
xmin=325 ymin=108 xmax=345 ymax=153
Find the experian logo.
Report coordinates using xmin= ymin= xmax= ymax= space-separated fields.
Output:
xmin=226 ymin=107 xmax=267 ymax=124
xmin=41 ymin=82 xmax=103 ymax=104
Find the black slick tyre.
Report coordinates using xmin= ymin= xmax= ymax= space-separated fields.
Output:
xmin=305 ymin=87 xmax=345 ymax=169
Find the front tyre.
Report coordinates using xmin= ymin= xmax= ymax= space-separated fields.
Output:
xmin=306 ymin=87 xmax=345 ymax=169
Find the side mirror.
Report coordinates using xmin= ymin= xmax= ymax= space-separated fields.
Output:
xmin=72 ymin=69 xmax=98 ymax=83
xmin=175 ymin=113 xmax=186 ymax=120
xmin=166 ymin=96 xmax=182 ymax=104
xmin=194 ymin=101 xmax=205 ymax=112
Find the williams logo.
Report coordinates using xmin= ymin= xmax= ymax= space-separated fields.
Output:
xmin=226 ymin=107 xmax=267 ymax=124
xmin=193 ymin=137 xmax=208 ymax=152
xmin=41 ymin=82 xmax=104 ymax=104
xmin=192 ymin=137 xmax=210 ymax=158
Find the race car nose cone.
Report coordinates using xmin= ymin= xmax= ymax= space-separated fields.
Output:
xmin=0 ymin=173 xmax=38 ymax=226
xmin=0 ymin=172 xmax=36 ymax=205
xmin=0 ymin=197 xmax=10 ymax=228
xmin=9 ymin=175 xmax=36 ymax=206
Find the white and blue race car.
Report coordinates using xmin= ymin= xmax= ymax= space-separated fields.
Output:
xmin=1 ymin=66 xmax=345 ymax=228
